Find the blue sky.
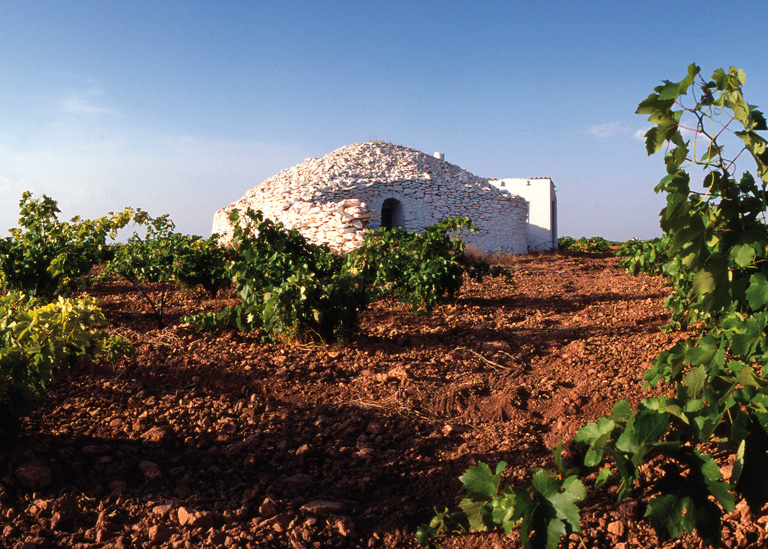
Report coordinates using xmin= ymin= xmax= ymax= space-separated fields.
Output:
xmin=2 ymin=1 xmax=768 ymax=241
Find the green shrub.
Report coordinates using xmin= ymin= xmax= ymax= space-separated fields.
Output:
xmin=615 ymin=236 xmax=670 ymax=276
xmin=186 ymin=213 xmax=511 ymax=342
xmin=345 ymin=217 xmax=511 ymax=313
xmin=0 ymin=292 xmax=130 ymax=436
xmin=0 ymin=192 xmax=133 ymax=301
xmin=99 ymin=212 xmax=232 ymax=327
xmin=185 ymin=209 xmax=367 ymax=343
xmin=557 ymin=235 xmax=611 ymax=253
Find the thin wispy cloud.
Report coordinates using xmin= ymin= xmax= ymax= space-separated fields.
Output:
xmin=588 ymin=121 xmax=631 ymax=138
xmin=58 ymin=89 xmax=117 ymax=115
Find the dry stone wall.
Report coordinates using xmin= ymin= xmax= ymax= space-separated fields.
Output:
xmin=212 ymin=141 xmax=528 ymax=254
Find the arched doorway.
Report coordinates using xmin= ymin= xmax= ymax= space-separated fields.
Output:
xmin=381 ymin=198 xmax=404 ymax=229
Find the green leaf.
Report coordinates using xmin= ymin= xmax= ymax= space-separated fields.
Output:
xmin=490 ymin=492 xmax=520 ymax=534
xmin=680 ymin=365 xmax=707 ymax=400
xmin=611 ymin=400 xmax=633 ymax=422
xmin=728 ymin=315 xmax=768 ymax=357
xmin=737 ymin=364 xmax=762 ymax=388
xmin=645 ymin=493 xmax=688 ymax=540
xmin=457 ymin=496 xmax=489 ymax=531
xmin=646 ymin=451 xmax=733 ymax=546
xmin=636 ymin=93 xmax=675 ymax=116
xmin=733 ymin=244 xmax=756 ymax=268
xmin=691 ymin=268 xmax=717 ymax=296
xmin=595 ymin=467 xmax=613 ymax=489
xmin=684 ymin=335 xmax=719 ymax=367
xmin=746 ymin=272 xmax=768 ymax=310
xmin=732 ymin=438 xmax=746 ymax=486
xmin=615 ymin=406 xmax=669 ymax=454
xmin=530 ymin=469 xmax=560 ymax=498
xmin=658 ymin=80 xmax=683 ymax=101
xmin=574 ymin=417 xmax=615 ymax=467
xmin=459 ymin=461 xmax=504 ymax=499
xmin=548 ymin=476 xmax=586 ymax=531
xmin=521 ymin=471 xmax=586 ymax=549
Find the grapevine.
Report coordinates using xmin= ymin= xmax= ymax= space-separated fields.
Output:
xmin=417 ymin=64 xmax=768 ymax=548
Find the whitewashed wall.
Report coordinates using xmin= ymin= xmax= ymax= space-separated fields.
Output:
xmin=490 ymin=178 xmax=557 ymax=251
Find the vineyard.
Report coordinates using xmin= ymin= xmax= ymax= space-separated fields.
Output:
xmin=3 ymin=64 xmax=768 ymax=548
xmin=2 ymin=247 xmax=704 ymax=549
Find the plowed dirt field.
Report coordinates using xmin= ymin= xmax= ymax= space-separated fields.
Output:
xmin=2 ymin=252 xmax=764 ymax=548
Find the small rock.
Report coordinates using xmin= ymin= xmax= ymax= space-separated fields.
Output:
xmin=242 ymin=488 xmax=258 ymax=503
xmin=50 ymin=493 xmax=79 ymax=530
xmin=294 ymin=526 xmax=312 ymax=543
xmin=141 ymin=426 xmax=172 ymax=443
xmin=208 ymin=529 xmax=228 ymax=546
xmin=329 ymin=515 xmax=356 ymax=537
xmin=259 ymin=498 xmax=278 ymax=518
xmin=96 ymin=509 xmax=115 ymax=530
xmin=15 ymin=460 xmax=52 ymax=490
xmin=223 ymin=442 xmax=244 ymax=455
xmin=386 ymin=365 xmax=410 ymax=382
xmin=152 ymin=503 xmax=174 ymax=516
xmin=177 ymin=506 xmax=193 ymax=526
xmin=139 ymin=461 xmax=162 ymax=480
xmin=441 ymin=423 xmax=468 ymax=435
xmin=271 ymin=512 xmax=292 ymax=533
xmin=720 ymin=463 xmax=733 ymax=482
xmin=29 ymin=498 xmax=51 ymax=515
xmin=187 ymin=510 xmax=217 ymax=529
xmin=169 ymin=466 xmax=185 ymax=477
xmin=300 ymin=500 xmax=347 ymax=516
xmin=148 ymin=524 xmax=175 ymax=544
xmin=607 ymin=520 xmax=625 ymax=537
xmin=95 ymin=529 xmax=112 ymax=543
xmin=480 ymin=340 xmax=511 ymax=352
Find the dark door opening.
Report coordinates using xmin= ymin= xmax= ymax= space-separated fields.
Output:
xmin=381 ymin=198 xmax=403 ymax=229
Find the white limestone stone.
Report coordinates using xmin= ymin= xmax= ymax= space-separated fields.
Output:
xmin=212 ymin=141 xmax=529 ymax=254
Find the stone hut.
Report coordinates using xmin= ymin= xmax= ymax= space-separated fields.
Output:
xmin=212 ymin=141 xmax=529 ymax=254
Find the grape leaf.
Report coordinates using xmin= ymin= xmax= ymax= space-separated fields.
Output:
xmin=459 ymin=461 xmax=504 ymax=499
xmin=746 ymin=272 xmax=768 ymax=310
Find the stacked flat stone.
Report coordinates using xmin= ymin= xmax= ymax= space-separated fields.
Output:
xmin=212 ymin=141 xmax=528 ymax=254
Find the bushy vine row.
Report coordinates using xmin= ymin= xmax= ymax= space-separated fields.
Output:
xmin=417 ymin=65 xmax=768 ymax=548
xmin=0 ymin=193 xmax=136 ymax=435
xmin=557 ymin=235 xmax=612 ymax=253
xmin=183 ymin=210 xmax=509 ymax=342
xmin=0 ymin=191 xmax=510 ymax=434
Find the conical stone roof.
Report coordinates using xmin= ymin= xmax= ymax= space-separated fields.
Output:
xmin=212 ymin=141 xmax=529 ymax=254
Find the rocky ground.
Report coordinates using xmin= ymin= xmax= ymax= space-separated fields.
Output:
xmin=1 ymin=252 xmax=766 ymax=548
